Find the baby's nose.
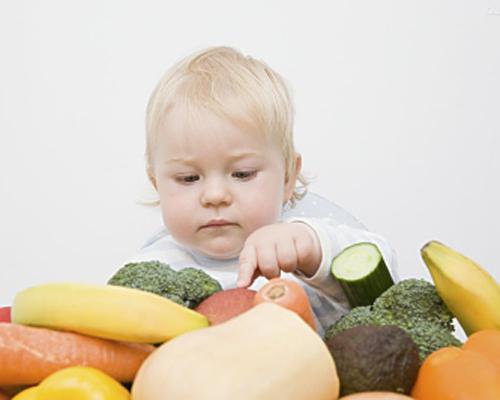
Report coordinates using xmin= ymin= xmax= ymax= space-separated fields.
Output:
xmin=200 ymin=179 xmax=232 ymax=206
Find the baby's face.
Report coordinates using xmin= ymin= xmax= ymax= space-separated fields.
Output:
xmin=152 ymin=107 xmax=294 ymax=260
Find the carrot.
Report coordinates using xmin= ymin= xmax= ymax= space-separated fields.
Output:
xmin=0 ymin=387 xmax=26 ymax=399
xmin=0 ymin=322 xmax=154 ymax=386
xmin=253 ymin=278 xmax=316 ymax=331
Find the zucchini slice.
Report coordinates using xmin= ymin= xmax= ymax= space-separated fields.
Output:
xmin=331 ymin=242 xmax=394 ymax=307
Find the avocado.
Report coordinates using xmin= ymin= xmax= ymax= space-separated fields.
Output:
xmin=324 ymin=324 xmax=420 ymax=396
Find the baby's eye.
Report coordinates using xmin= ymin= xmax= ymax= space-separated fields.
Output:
xmin=176 ymin=175 xmax=200 ymax=183
xmin=232 ymin=170 xmax=257 ymax=180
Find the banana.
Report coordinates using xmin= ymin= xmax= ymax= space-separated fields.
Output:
xmin=12 ymin=283 xmax=209 ymax=343
xmin=421 ymin=241 xmax=500 ymax=336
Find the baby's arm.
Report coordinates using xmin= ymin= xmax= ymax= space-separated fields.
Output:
xmin=236 ymin=222 xmax=323 ymax=287
xmin=237 ymin=216 xmax=397 ymax=297
xmin=286 ymin=217 xmax=398 ymax=297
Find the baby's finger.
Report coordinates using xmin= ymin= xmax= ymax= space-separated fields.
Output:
xmin=276 ymin=240 xmax=299 ymax=273
xmin=237 ymin=244 xmax=257 ymax=287
xmin=294 ymin=232 xmax=317 ymax=269
xmin=256 ymin=244 xmax=281 ymax=280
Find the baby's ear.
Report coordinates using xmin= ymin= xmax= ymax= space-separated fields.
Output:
xmin=283 ymin=152 xmax=302 ymax=202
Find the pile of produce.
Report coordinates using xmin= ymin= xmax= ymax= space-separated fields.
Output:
xmin=324 ymin=279 xmax=462 ymax=361
xmin=0 ymin=240 xmax=498 ymax=399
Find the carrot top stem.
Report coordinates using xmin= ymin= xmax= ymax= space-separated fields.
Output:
xmin=265 ymin=284 xmax=287 ymax=300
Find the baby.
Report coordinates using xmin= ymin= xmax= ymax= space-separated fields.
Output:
xmin=131 ymin=46 xmax=397 ymax=333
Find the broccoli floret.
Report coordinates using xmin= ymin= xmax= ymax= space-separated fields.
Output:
xmin=372 ymin=279 xmax=454 ymax=331
xmin=108 ymin=260 xmax=222 ymax=308
xmin=324 ymin=279 xmax=462 ymax=361
xmin=108 ymin=260 xmax=179 ymax=298
xmin=162 ymin=293 xmax=186 ymax=306
xmin=406 ymin=321 xmax=463 ymax=360
xmin=324 ymin=306 xmax=373 ymax=340
xmin=176 ymin=267 xmax=223 ymax=308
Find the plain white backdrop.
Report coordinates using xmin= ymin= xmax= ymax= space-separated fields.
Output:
xmin=1 ymin=1 xmax=499 ymax=308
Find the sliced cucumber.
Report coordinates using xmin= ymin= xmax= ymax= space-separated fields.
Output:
xmin=331 ymin=242 xmax=394 ymax=307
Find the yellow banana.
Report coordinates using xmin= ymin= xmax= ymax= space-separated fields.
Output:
xmin=421 ymin=241 xmax=500 ymax=336
xmin=12 ymin=283 xmax=208 ymax=343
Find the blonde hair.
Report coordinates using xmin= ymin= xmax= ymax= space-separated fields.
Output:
xmin=145 ymin=46 xmax=309 ymax=205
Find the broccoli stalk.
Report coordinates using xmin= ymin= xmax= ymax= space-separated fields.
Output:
xmin=325 ymin=278 xmax=462 ymax=361
xmin=108 ymin=261 xmax=222 ymax=309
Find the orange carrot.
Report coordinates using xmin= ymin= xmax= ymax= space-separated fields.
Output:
xmin=0 ymin=322 xmax=154 ymax=386
xmin=253 ymin=278 xmax=316 ymax=331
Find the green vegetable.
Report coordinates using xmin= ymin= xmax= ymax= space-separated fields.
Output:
xmin=108 ymin=261 xmax=222 ymax=308
xmin=331 ymin=243 xmax=394 ymax=307
xmin=405 ymin=321 xmax=462 ymax=360
xmin=371 ymin=278 xmax=454 ymax=331
xmin=324 ymin=278 xmax=461 ymax=361
xmin=325 ymin=306 xmax=373 ymax=337
xmin=175 ymin=268 xmax=224 ymax=308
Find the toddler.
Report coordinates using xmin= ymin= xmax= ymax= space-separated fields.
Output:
xmin=129 ymin=46 xmax=397 ymax=334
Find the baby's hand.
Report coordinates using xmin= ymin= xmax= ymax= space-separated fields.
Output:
xmin=236 ymin=222 xmax=322 ymax=288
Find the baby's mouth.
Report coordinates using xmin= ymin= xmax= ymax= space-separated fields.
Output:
xmin=199 ymin=220 xmax=238 ymax=230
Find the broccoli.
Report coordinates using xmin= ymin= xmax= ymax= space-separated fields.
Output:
xmin=406 ymin=321 xmax=463 ymax=361
xmin=175 ymin=267 xmax=224 ymax=308
xmin=108 ymin=260 xmax=222 ymax=308
xmin=107 ymin=260 xmax=177 ymax=296
xmin=324 ymin=279 xmax=462 ymax=361
xmin=371 ymin=279 xmax=454 ymax=331
xmin=325 ymin=306 xmax=373 ymax=339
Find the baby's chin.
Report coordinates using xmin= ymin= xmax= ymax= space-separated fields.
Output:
xmin=199 ymin=247 xmax=241 ymax=260
xmin=196 ymin=241 xmax=243 ymax=260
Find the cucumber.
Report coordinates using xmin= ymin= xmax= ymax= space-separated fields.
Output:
xmin=331 ymin=242 xmax=394 ymax=307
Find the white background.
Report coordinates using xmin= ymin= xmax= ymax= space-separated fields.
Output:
xmin=1 ymin=1 xmax=499 ymax=308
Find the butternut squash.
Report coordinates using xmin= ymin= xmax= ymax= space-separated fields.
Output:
xmin=132 ymin=303 xmax=339 ymax=400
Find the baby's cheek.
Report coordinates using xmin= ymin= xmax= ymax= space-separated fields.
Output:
xmin=244 ymin=201 xmax=282 ymax=231
xmin=161 ymin=204 xmax=191 ymax=239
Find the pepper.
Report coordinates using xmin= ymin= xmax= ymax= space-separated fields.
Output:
xmin=10 ymin=387 xmax=38 ymax=400
xmin=12 ymin=366 xmax=130 ymax=400
xmin=411 ymin=329 xmax=500 ymax=399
